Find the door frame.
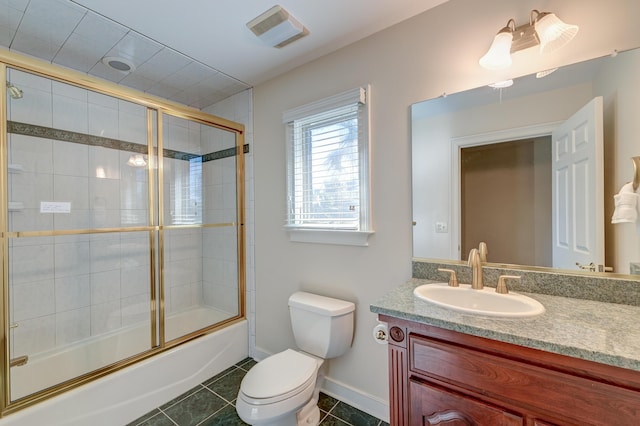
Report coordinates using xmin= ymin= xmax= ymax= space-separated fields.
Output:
xmin=450 ymin=121 xmax=562 ymax=260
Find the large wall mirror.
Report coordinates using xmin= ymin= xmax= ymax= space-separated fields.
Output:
xmin=412 ymin=47 xmax=640 ymax=279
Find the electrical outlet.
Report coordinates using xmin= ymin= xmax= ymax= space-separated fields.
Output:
xmin=435 ymin=222 xmax=448 ymax=233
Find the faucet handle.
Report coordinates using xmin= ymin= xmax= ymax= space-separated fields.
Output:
xmin=496 ymin=275 xmax=521 ymax=294
xmin=478 ymin=242 xmax=488 ymax=262
xmin=468 ymin=248 xmax=479 ymax=266
xmin=438 ymin=268 xmax=459 ymax=287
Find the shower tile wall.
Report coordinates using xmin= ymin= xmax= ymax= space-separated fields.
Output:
xmin=5 ymin=69 xmax=243 ymax=360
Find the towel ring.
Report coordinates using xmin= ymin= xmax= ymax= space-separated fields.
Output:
xmin=633 ymin=156 xmax=640 ymax=192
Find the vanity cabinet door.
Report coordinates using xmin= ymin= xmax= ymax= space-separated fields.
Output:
xmin=410 ymin=380 xmax=523 ymax=426
xmin=409 ymin=335 xmax=640 ymax=424
xmin=530 ymin=420 xmax=561 ymax=426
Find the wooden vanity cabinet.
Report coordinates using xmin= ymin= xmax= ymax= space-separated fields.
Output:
xmin=380 ymin=315 xmax=640 ymax=426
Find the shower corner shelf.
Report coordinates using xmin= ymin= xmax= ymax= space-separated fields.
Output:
xmin=8 ymin=201 xmax=24 ymax=211
xmin=8 ymin=164 xmax=24 ymax=173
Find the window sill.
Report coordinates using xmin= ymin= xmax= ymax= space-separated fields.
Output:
xmin=286 ymin=229 xmax=375 ymax=246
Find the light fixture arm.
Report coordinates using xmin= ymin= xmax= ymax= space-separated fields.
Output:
xmin=499 ymin=19 xmax=516 ymax=35
xmin=529 ymin=9 xmax=540 ymax=25
xmin=529 ymin=10 xmax=548 ymax=25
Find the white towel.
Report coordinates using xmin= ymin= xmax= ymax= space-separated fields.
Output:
xmin=611 ymin=182 xmax=639 ymax=224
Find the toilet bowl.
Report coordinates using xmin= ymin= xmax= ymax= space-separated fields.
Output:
xmin=236 ymin=291 xmax=355 ymax=426
xmin=236 ymin=349 xmax=323 ymax=426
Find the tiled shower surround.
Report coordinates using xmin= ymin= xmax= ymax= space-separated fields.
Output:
xmin=6 ymin=68 xmax=241 ymax=369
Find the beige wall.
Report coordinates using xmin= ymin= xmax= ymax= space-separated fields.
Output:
xmin=252 ymin=0 xmax=640 ymax=417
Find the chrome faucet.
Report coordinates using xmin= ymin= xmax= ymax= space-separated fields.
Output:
xmin=468 ymin=248 xmax=484 ymax=289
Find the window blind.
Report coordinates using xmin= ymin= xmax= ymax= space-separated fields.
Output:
xmin=284 ymin=87 xmax=369 ymax=231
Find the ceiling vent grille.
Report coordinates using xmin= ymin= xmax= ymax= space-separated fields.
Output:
xmin=247 ymin=5 xmax=309 ymax=48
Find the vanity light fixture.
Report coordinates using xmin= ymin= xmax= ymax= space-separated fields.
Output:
xmin=479 ymin=10 xmax=579 ymax=70
xmin=479 ymin=19 xmax=516 ymax=70
xmin=127 ymin=154 xmax=147 ymax=168
xmin=6 ymin=81 xmax=23 ymax=99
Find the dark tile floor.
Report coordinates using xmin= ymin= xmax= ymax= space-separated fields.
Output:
xmin=127 ymin=358 xmax=389 ymax=426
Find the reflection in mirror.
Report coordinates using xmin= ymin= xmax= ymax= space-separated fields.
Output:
xmin=411 ymin=47 xmax=640 ymax=278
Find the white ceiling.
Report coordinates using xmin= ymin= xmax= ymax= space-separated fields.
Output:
xmin=0 ymin=0 xmax=449 ymax=108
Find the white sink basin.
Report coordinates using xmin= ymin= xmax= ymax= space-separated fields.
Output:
xmin=413 ymin=283 xmax=545 ymax=318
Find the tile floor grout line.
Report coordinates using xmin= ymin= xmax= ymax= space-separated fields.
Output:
xmin=207 ymin=367 xmax=239 ymax=383
xmin=324 ymin=400 xmax=339 ymax=416
xmin=324 ymin=412 xmax=354 ymax=425
xmin=161 ymin=383 xmax=207 ymax=412
xmin=203 ymin=386 xmax=237 ymax=405
xmin=194 ymin=402 xmax=234 ymax=426
xmin=156 ymin=407 xmax=180 ymax=426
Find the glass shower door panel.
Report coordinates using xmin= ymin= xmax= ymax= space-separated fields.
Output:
xmin=162 ymin=115 xmax=240 ymax=341
xmin=201 ymin=128 xmax=238 ymax=225
xmin=5 ymin=69 xmax=155 ymax=401
xmin=163 ymin=227 xmax=204 ymax=341
xmin=8 ymin=232 xmax=152 ymax=401
xmin=203 ymin=225 xmax=239 ymax=318
xmin=6 ymin=68 xmax=151 ymax=233
xmin=201 ymin=127 xmax=240 ymax=322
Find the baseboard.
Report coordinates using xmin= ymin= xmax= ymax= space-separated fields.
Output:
xmin=251 ymin=346 xmax=270 ymax=361
xmin=252 ymin=346 xmax=390 ymax=423
xmin=322 ymin=376 xmax=390 ymax=423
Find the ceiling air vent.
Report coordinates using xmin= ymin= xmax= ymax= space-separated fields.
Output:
xmin=247 ymin=5 xmax=309 ymax=48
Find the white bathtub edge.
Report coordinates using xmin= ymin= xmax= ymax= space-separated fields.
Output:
xmin=0 ymin=320 xmax=249 ymax=426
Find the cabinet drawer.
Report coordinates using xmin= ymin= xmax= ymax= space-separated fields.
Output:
xmin=410 ymin=379 xmax=523 ymax=425
xmin=410 ymin=335 xmax=640 ymax=425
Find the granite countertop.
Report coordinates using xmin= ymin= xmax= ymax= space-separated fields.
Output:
xmin=370 ymin=278 xmax=640 ymax=372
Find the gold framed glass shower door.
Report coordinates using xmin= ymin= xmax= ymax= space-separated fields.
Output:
xmin=4 ymin=67 xmax=157 ymax=401
xmin=0 ymin=48 xmax=245 ymax=417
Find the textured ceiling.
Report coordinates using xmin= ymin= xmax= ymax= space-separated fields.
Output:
xmin=0 ymin=0 xmax=449 ymax=109
xmin=0 ymin=0 xmax=250 ymax=108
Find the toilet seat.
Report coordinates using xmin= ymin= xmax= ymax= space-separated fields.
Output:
xmin=240 ymin=349 xmax=318 ymax=405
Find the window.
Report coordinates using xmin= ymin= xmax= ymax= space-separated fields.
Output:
xmin=169 ymin=156 xmax=203 ymax=225
xmin=283 ymin=86 xmax=373 ymax=246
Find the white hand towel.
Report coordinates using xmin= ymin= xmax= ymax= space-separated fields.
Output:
xmin=611 ymin=182 xmax=639 ymax=224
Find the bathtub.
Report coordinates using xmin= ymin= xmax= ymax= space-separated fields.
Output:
xmin=0 ymin=312 xmax=248 ymax=426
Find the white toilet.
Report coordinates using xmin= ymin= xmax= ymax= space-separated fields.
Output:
xmin=236 ymin=291 xmax=355 ymax=426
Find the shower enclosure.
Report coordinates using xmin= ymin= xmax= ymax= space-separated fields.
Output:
xmin=0 ymin=51 xmax=245 ymax=416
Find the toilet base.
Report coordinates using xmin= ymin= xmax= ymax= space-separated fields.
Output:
xmin=296 ymin=399 xmax=320 ymax=426
xmin=242 ymin=400 xmax=319 ymax=426
xmin=236 ymin=353 xmax=327 ymax=426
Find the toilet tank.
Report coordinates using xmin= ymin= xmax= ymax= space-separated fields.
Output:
xmin=288 ymin=291 xmax=355 ymax=359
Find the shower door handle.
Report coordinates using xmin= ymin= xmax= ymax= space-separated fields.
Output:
xmin=10 ymin=355 xmax=28 ymax=367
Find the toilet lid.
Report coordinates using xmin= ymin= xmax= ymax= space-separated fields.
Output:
xmin=241 ymin=349 xmax=318 ymax=400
